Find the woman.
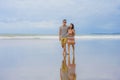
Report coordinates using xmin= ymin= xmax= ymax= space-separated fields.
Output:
xmin=67 ymin=23 xmax=75 ymax=56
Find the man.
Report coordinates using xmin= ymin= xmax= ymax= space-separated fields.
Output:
xmin=59 ymin=19 xmax=68 ymax=57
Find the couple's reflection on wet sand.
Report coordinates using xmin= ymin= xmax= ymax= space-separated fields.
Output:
xmin=60 ymin=54 xmax=76 ymax=80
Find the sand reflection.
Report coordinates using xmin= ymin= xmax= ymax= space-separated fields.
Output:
xmin=60 ymin=54 xmax=76 ymax=80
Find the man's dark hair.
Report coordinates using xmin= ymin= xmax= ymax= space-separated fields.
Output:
xmin=63 ymin=19 xmax=67 ymax=22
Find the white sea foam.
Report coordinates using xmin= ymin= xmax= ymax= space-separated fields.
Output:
xmin=0 ymin=35 xmax=120 ymax=40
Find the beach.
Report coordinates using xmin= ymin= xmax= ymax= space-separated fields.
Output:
xmin=0 ymin=36 xmax=120 ymax=80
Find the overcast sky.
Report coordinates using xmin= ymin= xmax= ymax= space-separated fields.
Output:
xmin=0 ymin=0 xmax=120 ymax=34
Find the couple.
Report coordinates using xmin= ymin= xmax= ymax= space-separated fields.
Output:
xmin=59 ymin=19 xmax=75 ymax=57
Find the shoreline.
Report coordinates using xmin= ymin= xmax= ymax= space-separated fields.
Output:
xmin=0 ymin=35 xmax=120 ymax=40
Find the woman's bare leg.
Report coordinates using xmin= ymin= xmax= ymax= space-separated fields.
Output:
xmin=72 ymin=44 xmax=75 ymax=64
xmin=72 ymin=44 xmax=75 ymax=56
xmin=68 ymin=44 xmax=70 ymax=65
xmin=68 ymin=44 xmax=70 ymax=55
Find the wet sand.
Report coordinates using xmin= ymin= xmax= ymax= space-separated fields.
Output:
xmin=0 ymin=39 xmax=120 ymax=80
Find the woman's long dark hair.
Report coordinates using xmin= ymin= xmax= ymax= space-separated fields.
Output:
xmin=70 ymin=23 xmax=74 ymax=30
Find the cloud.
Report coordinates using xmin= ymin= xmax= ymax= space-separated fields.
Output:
xmin=0 ymin=0 xmax=120 ymax=34
xmin=1 ymin=0 xmax=118 ymax=18
xmin=0 ymin=20 xmax=58 ymax=28
xmin=0 ymin=0 xmax=75 ymax=11
xmin=1 ymin=0 xmax=120 ymax=19
xmin=0 ymin=20 xmax=60 ymax=34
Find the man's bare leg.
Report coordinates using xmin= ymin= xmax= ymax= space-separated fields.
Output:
xmin=62 ymin=43 xmax=65 ymax=57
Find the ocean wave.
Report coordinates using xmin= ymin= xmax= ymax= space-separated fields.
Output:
xmin=0 ymin=35 xmax=120 ymax=40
